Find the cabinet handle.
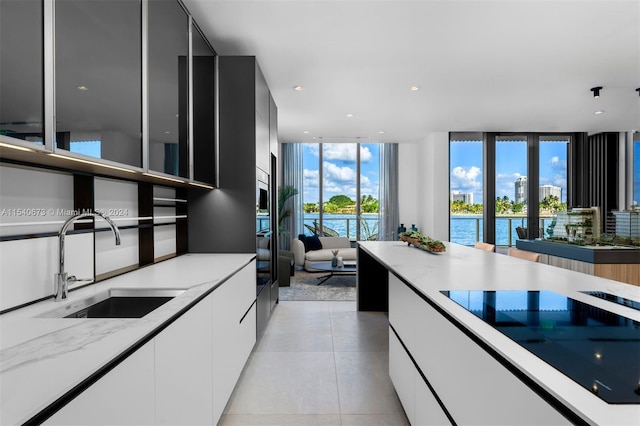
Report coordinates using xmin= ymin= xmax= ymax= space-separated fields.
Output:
xmin=239 ymin=299 xmax=257 ymax=324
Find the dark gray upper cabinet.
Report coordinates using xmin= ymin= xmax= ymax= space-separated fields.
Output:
xmin=192 ymin=25 xmax=217 ymax=185
xmin=54 ymin=0 xmax=142 ymax=167
xmin=255 ymin=64 xmax=270 ymax=173
xmin=148 ymin=0 xmax=189 ymax=178
xmin=188 ymin=56 xmax=277 ymax=253
xmin=0 ymin=0 xmax=44 ymax=146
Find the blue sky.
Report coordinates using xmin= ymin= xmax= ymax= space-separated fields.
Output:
xmin=450 ymin=139 xmax=568 ymax=203
xmin=303 ymin=143 xmax=380 ymax=204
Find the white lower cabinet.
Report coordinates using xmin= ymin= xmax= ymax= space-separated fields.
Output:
xmin=155 ymin=291 xmax=214 ymax=425
xmin=44 ymin=342 xmax=155 ymax=425
xmin=389 ymin=328 xmax=415 ymax=425
xmin=45 ymin=260 xmax=256 ymax=425
xmin=212 ymin=260 xmax=257 ymax=423
xmin=413 ymin=372 xmax=451 ymax=426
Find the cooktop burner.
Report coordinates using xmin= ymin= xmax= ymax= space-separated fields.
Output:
xmin=441 ymin=290 xmax=640 ymax=404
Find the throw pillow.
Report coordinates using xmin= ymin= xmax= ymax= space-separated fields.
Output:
xmin=307 ymin=235 xmax=322 ymax=251
xmin=298 ymin=234 xmax=310 ymax=253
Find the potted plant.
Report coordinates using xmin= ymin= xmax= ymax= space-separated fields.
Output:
xmin=278 ymin=185 xmax=299 ymax=236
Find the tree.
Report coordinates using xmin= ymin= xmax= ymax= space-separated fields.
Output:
xmin=329 ymin=194 xmax=354 ymax=208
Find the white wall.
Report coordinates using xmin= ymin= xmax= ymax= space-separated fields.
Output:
xmin=0 ymin=164 xmax=167 ymax=311
xmin=398 ymin=132 xmax=450 ymax=241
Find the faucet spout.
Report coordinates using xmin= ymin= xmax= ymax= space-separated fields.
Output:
xmin=55 ymin=211 xmax=121 ymax=301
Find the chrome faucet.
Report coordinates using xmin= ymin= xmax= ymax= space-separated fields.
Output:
xmin=55 ymin=211 xmax=121 ymax=301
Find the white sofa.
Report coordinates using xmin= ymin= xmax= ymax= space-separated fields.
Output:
xmin=291 ymin=237 xmax=357 ymax=271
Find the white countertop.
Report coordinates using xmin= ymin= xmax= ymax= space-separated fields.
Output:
xmin=359 ymin=241 xmax=640 ymax=426
xmin=0 ymin=253 xmax=255 ymax=425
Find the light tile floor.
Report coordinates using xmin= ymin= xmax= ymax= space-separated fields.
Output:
xmin=219 ymin=301 xmax=409 ymax=426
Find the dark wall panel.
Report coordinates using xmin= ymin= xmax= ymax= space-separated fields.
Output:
xmin=569 ymin=132 xmax=619 ymax=231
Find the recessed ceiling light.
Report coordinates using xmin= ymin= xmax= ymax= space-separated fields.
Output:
xmin=594 ymin=110 xmax=605 ymax=115
xmin=378 ymin=131 xmax=385 ymax=134
xmin=303 ymin=131 xmax=310 ymax=134
xmin=410 ymin=86 xmax=420 ymax=91
xmin=77 ymin=86 xmax=89 ymax=91
xmin=164 ymin=131 xmax=171 ymax=134
xmin=293 ymin=85 xmax=304 ymax=91
xmin=346 ymin=113 xmax=354 ymax=118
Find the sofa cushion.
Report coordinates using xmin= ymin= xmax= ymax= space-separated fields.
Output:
xmin=304 ymin=248 xmax=357 ymax=262
xmin=318 ymin=237 xmax=351 ymax=249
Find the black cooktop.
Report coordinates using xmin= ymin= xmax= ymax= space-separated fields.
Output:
xmin=441 ymin=290 xmax=640 ymax=404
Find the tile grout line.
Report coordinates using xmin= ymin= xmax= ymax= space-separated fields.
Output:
xmin=329 ymin=302 xmax=344 ymax=426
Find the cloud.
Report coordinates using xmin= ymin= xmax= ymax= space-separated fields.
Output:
xmin=323 ymin=161 xmax=357 ymax=182
xmin=450 ymin=166 xmax=482 ymax=192
xmin=321 ymin=143 xmax=372 ymax=162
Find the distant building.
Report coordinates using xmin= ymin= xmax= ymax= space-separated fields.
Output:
xmin=539 ymin=185 xmax=562 ymax=202
xmin=450 ymin=191 xmax=474 ymax=205
xmin=514 ymin=176 xmax=527 ymax=204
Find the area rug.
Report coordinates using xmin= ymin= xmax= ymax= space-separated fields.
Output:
xmin=278 ymin=270 xmax=356 ymax=301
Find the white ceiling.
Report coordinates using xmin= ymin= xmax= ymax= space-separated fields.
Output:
xmin=183 ymin=0 xmax=640 ymax=144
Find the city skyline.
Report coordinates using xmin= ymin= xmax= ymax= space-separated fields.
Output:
xmin=450 ymin=139 xmax=568 ymax=205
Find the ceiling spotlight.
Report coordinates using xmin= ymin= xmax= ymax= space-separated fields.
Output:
xmin=594 ymin=110 xmax=605 ymax=115
xmin=590 ymin=86 xmax=602 ymax=98
xmin=378 ymin=131 xmax=385 ymax=134
xmin=77 ymin=85 xmax=89 ymax=91
xmin=293 ymin=85 xmax=304 ymax=91
xmin=303 ymin=131 xmax=309 ymax=134
xmin=410 ymin=86 xmax=420 ymax=91
xmin=346 ymin=113 xmax=354 ymax=118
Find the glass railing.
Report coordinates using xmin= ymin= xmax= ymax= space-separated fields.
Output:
xmin=450 ymin=216 xmax=554 ymax=246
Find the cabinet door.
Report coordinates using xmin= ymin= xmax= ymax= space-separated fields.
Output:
xmin=414 ymin=373 xmax=452 ymax=426
xmin=212 ymin=261 xmax=256 ymax=423
xmin=388 ymin=272 xmax=416 ymax=352
xmin=413 ymin=298 xmax=570 ymax=425
xmin=389 ymin=327 xmax=415 ymax=425
xmin=155 ymin=293 xmax=214 ymax=425
xmin=44 ymin=342 xmax=155 ymax=425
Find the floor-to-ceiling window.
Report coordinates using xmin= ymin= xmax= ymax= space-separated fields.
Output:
xmin=634 ymin=132 xmax=640 ymax=207
xmin=495 ymin=135 xmax=528 ymax=246
xmin=449 ymin=133 xmax=483 ymax=245
xmin=450 ymin=132 xmax=573 ymax=246
xmin=539 ymin=136 xmax=569 ymax=238
xmin=302 ymin=142 xmax=380 ymax=240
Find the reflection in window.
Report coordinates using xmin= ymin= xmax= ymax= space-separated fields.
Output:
xmin=148 ymin=0 xmax=189 ymax=177
xmin=0 ymin=0 xmax=44 ymax=144
xmin=70 ymin=140 xmax=102 ymax=158
xmin=54 ymin=0 xmax=142 ymax=167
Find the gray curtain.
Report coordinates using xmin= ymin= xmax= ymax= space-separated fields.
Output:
xmin=279 ymin=143 xmax=304 ymax=250
xmin=379 ymin=143 xmax=399 ymax=241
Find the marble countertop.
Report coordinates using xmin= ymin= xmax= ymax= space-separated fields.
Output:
xmin=359 ymin=241 xmax=640 ymax=426
xmin=0 ymin=253 xmax=255 ymax=425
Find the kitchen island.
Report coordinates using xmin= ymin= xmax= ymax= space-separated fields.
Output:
xmin=358 ymin=241 xmax=640 ymax=425
xmin=516 ymin=239 xmax=640 ymax=286
xmin=0 ymin=253 xmax=256 ymax=425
